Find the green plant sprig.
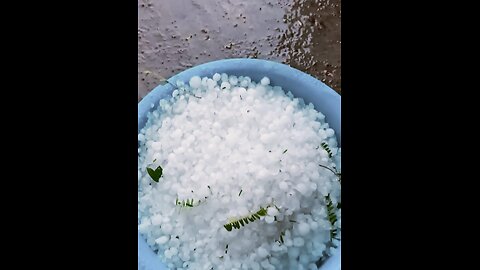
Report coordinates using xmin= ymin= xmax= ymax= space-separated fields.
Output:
xmin=175 ymin=198 xmax=201 ymax=208
xmin=318 ymin=142 xmax=341 ymax=182
xmin=276 ymin=231 xmax=286 ymax=244
xmin=223 ymin=207 xmax=268 ymax=231
xmin=320 ymin=142 xmax=333 ymax=158
xmin=325 ymin=195 xmax=339 ymax=240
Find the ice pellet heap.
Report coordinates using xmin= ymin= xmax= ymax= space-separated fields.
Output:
xmin=138 ymin=73 xmax=341 ymax=270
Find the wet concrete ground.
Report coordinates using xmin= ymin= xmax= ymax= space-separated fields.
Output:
xmin=138 ymin=0 xmax=341 ymax=101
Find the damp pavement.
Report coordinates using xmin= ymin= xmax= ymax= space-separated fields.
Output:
xmin=138 ymin=0 xmax=341 ymax=101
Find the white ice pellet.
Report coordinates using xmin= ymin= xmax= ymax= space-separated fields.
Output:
xmin=229 ymin=76 xmax=239 ymax=86
xmin=257 ymin=247 xmax=269 ymax=258
xmin=189 ymin=76 xmax=202 ymax=89
xmin=164 ymin=249 xmax=173 ymax=259
xmin=267 ymin=207 xmax=279 ymax=216
xmin=201 ymin=77 xmax=208 ymax=87
xmin=138 ymin=73 xmax=341 ymax=270
xmin=220 ymin=81 xmax=231 ymax=90
xmin=299 ymin=254 xmax=309 ymax=264
xmin=279 ymin=181 xmax=288 ymax=191
xmin=325 ymin=128 xmax=335 ymax=137
xmin=207 ymin=79 xmax=216 ymax=90
xmin=172 ymin=89 xmax=180 ymax=97
xmin=155 ymin=236 xmax=170 ymax=245
xmin=260 ymin=77 xmax=270 ymax=85
xmin=260 ymin=260 xmax=274 ymax=270
xmin=295 ymin=183 xmax=310 ymax=195
xmin=169 ymin=247 xmax=178 ymax=256
xmin=264 ymin=216 xmax=275 ymax=224
xmin=151 ymin=214 xmax=162 ymax=225
xmin=162 ymin=223 xmax=173 ymax=234
xmin=240 ymin=81 xmax=248 ymax=87
xmin=297 ymin=222 xmax=310 ymax=236
xmin=288 ymin=247 xmax=300 ymax=258
xmin=138 ymin=221 xmax=151 ymax=233
xmin=293 ymin=237 xmax=305 ymax=247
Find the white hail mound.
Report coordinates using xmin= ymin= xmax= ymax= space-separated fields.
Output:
xmin=138 ymin=74 xmax=341 ymax=270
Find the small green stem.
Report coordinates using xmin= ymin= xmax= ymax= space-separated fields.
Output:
xmin=318 ymin=164 xmax=339 ymax=176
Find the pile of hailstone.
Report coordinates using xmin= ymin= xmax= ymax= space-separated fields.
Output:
xmin=138 ymin=73 xmax=341 ymax=270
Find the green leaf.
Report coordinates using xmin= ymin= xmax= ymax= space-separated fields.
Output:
xmin=223 ymin=206 xmax=273 ymax=232
xmin=283 ymin=149 xmax=288 ymax=154
xmin=325 ymin=195 xmax=339 ymax=240
xmin=320 ymin=142 xmax=333 ymax=158
xmin=238 ymin=189 xmax=243 ymax=196
xmin=146 ymin=165 xmax=163 ymax=182
xmin=176 ymin=198 xmax=199 ymax=208
xmin=257 ymin=208 xmax=267 ymax=216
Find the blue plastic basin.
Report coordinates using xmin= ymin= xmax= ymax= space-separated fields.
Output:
xmin=138 ymin=58 xmax=341 ymax=270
